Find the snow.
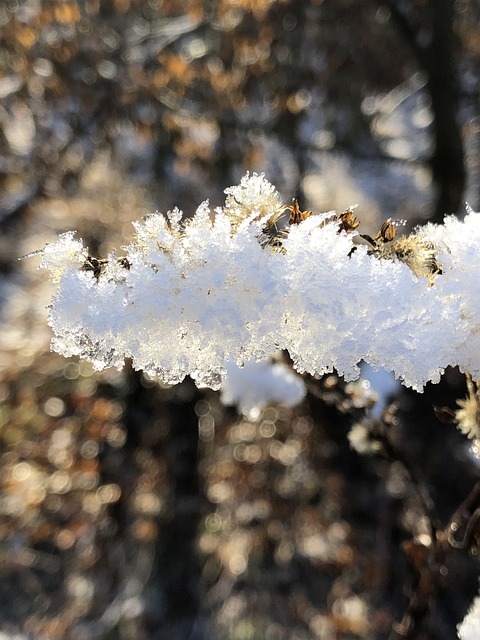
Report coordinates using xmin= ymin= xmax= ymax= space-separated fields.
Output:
xmin=458 ymin=590 xmax=480 ymax=640
xmin=220 ymin=359 xmax=306 ymax=419
xmin=36 ymin=173 xmax=480 ymax=393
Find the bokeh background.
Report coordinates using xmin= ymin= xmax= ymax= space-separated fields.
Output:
xmin=1 ymin=1 xmax=480 ymax=638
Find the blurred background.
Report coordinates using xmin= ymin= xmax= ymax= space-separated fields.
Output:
xmin=1 ymin=1 xmax=480 ymax=638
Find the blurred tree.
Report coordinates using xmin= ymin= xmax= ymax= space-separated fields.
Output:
xmin=382 ymin=0 xmax=466 ymax=221
xmin=2 ymin=1 xmax=480 ymax=638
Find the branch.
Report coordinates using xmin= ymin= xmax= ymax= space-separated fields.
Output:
xmin=33 ymin=173 xmax=480 ymax=394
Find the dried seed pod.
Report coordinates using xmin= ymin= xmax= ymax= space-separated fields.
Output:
xmin=374 ymin=219 xmax=397 ymax=243
xmin=81 ymin=255 xmax=131 ymax=280
xmin=338 ymin=206 xmax=360 ymax=233
xmin=285 ymin=198 xmax=312 ymax=225
xmin=117 ymin=257 xmax=131 ymax=270
xmin=260 ymin=199 xmax=313 ymax=250
xmin=383 ymin=235 xmax=442 ymax=285
xmin=260 ymin=207 xmax=290 ymax=250
xmin=353 ymin=215 xmax=440 ymax=285
xmin=81 ymin=255 xmax=108 ymax=279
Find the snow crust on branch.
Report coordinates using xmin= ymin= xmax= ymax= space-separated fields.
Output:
xmin=38 ymin=173 xmax=480 ymax=392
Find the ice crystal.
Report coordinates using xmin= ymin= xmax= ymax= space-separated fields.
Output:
xmin=36 ymin=173 xmax=480 ymax=392
xmin=224 ymin=172 xmax=284 ymax=228
xmin=39 ymin=231 xmax=87 ymax=283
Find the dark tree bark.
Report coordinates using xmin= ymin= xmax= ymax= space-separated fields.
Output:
xmin=426 ymin=0 xmax=466 ymax=221
xmin=383 ymin=0 xmax=466 ymax=222
xmin=122 ymin=372 xmax=207 ymax=640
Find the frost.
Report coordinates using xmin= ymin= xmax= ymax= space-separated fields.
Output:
xmin=39 ymin=232 xmax=87 ymax=283
xmin=224 ymin=172 xmax=284 ymax=227
xmin=36 ymin=173 xmax=480 ymax=392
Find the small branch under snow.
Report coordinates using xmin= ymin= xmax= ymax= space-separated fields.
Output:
xmin=36 ymin=174 xmax=480 ymax=392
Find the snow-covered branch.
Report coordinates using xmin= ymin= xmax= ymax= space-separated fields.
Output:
xmin=37 ymin=173 xmax=480 ymax=392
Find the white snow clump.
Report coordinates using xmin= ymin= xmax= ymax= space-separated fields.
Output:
xmin=38 ymin=173 xmax=480 ymax=392
xmin=458 ymin=590 xmax=480 ymax=640
xmin=220 ymin=359 xmax=307 ymax=419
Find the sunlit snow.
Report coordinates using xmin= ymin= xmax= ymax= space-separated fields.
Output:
xmin=221 ymin=359 xmax=306 ymax=418
xmin=37 ymin=173 xmax=480 ymax=392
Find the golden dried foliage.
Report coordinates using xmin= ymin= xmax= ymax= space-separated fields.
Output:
xmin=456 ymin=375 xmax=480 ymax=441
